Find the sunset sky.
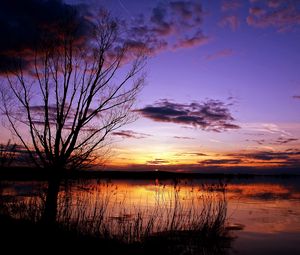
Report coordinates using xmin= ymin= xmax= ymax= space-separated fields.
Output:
xmin=103 ymin=0 xmax=300 ymax=171
xmin=0 ymin=0 xmax=300 ymax=172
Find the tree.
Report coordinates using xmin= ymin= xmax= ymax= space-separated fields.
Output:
xmin=0 ymin=11 xmax=146 ymax=224
xmin=1 ymin=12 xmax=146 ymax=173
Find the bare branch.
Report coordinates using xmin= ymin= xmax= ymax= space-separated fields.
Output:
xmin=0 ymin=11 xmax=146 ymax=171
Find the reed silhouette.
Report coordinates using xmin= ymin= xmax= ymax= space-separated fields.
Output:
xmin=0 ymin=180 xmax=232 ymax=254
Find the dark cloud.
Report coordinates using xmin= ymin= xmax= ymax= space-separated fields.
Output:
xmin=127 ymin=1 xmax=209 ymax=54
xmin=229 ymin=150 xmax=300 ymax=165
xmin=293 ymin=95 xmax=300 ymax=99
xmin=247 ymin=1 xmax=300 ymax=32
xmin=169 ymin=1 xmax=201 ymax=19
xmin=0 ymin=1 xmax=209 ymax=72
xmin=200 ymin=158 xmax=242 ymax=165
xmin=146 ymin=158 xmax=169 ymax=165
xmin=27 ymin=104 xmax=100 ymax=131
xmin=112 ymin=130 xmax=151 ymax=139
xmin=26 ymin=104 xmax=57 ymax=126
xmin=136 ymin=99 xmax=240 ymax=132
xmin=173 ymin=136 xmax=195 ymax=140
xmin=205 ymin=49 xmax=234 ymax=61
xmin=275 ymin=137 xmax=298 ymax=144
xmin=196 ymin=149 xmax=300 ymax=167
xmin=28 ymin=104 xmax=73 ymax=127
xmin=0 ymin=0 xmax=91 ymax=72
xmin=246 ymin=151 xmax=290 ymax=160
xmin=176 ymin=152 xmax=208 ymax=156
xmin=151 ymin=6 xmax=173 ymax=36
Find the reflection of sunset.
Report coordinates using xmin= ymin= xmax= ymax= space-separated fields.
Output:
xmin=228 ymin=183 xmax=292 ymax=197
xmin=2 ymin=179 xmax=300 ymax=249
xmin=0 ymin=0 xmax=300 ymax=254
xmin=78 ymin=181 xmax=300 ymax=235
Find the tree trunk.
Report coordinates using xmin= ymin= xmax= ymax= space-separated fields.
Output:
xmin=41 ymin=177 xmax=60 ymax=225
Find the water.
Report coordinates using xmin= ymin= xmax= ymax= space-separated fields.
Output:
xmin=1 ymin=176 xmax=300 ymax=254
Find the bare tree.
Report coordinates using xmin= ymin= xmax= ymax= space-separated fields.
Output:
xmin=0 ymin=11 xmax=146 ymax=224
xmin=0 ymin=12 xmax=146 ymax=172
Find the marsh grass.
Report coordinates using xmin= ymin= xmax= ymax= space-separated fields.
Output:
xmin=0 ymin=180 xmax=231 ymax=254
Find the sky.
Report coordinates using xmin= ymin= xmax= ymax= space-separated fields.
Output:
xmin=0 ymin=0 xmax=300 ymax=172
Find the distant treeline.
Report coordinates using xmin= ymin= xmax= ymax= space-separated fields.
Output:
xmin=0 ymin=166 xmax=299 ymax=181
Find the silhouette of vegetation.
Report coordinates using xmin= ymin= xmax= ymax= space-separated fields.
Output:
xmin=0 ymin=11 xmax=145 ymax=171
xmin=0 ymin=181 xmax=232 ymax=254
xmin=0 ymin=140 xmax=17 ymax=167
xmin=0 ymin=10 xmax=146 ymax=224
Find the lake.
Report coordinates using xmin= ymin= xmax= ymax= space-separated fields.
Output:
xmin=1 ymin=176 xmax=300 ymax=254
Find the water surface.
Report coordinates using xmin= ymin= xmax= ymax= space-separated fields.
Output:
xmin=1 ymin=177 xmax=300 ymax=254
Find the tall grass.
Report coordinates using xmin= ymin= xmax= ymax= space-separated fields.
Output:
xmin=1 ymin=180 xmax=229 ymax=244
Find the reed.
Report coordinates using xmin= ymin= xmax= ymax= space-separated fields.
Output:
xmin=1 ymin=181 xmax=229 ymax=245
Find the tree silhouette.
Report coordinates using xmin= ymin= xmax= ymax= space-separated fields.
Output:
xmin=0 ymin=11 xmax=146 ymax=223
xmin=1 ymin=12 xmax=146 ymax=172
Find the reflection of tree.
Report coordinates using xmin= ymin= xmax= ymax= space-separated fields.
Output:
xmin=1 ymin=11 xmax=146 ymax=223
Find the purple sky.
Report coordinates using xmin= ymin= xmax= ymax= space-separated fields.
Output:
xmin=102 ymin=0 xmax=300 ymax=170
xmin=1 ymin=0 xmax=300 ymax=171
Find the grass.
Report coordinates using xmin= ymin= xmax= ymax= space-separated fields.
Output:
xmin=0 ymin=180 xmax=232 ymax=254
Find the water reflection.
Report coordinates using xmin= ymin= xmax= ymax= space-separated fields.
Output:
xmin=1 ymin=177 xmax=300 ymax=254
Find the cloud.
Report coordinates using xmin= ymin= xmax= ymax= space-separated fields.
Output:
xmin=249 ymin=7 xmax=266 ymax=16
xmin=293 ymin=95 xmax=300 ymax=99
xmin=0 ymin=0 xmax=91 ymax=72
xmin=229 ymin=149 xmax=300 ymax=165
xmin=247 ymin=139 xmax=266 ymax=145
xmin=221 ymin=0 xmax=242 ymax=12
xmin=246 ymin=151 xmax=290 ymax=160
xmin=261 ymin=123 xmax=291 ymax=136
xmin=175 ymin=152 xmax=208 ymax=157
xmin=112 ymin=130 xmax=151 ymax=139
xmin=173 ymin=33 xmax=210 ymax=49
xmin=27 ymin=104 xmax=58 ymax=126
xmin=28 ymin=104 xmax=77 ymax=128
xmin=0 ymin=1 xmax=210 ymax=71
xmin=173 ymin=136 xmax=195 ymax=140
xmin=127 ymin=1 xmax=209 ymax=54
xmin=247 ymin=2 xmax=300 ymax=32
xmin=242 ymin=123 xmax=292 ymax=137
xmin=275 ymin=137 xmax=298 ymax=144
xmin=205 ymin=49 xmax=234 ymax=61
xmin=150 ymin=6 xmax=174 ymax=36
xmin=170 ymin=1 xmax=201 ymax=19
xmin=267 ymin=0 xmax=285 ymax=9
xmin=219 ymin=15 xmax=240 ymax=31
xmin=27 ymin=104 xmax=98 ymax=131
xmin=247 ymin=137 xmax=298 ymax=145
xmin=200 ymin=158 xmax=242 ymax=165
xmin=146 ymin=158 xmax=169 ymax=165
xmin=136 ymin=99 xmax=240 ymax=132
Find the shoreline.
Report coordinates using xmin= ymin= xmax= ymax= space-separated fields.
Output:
xmin=0 ymin=166 xmax=299 ymax=180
